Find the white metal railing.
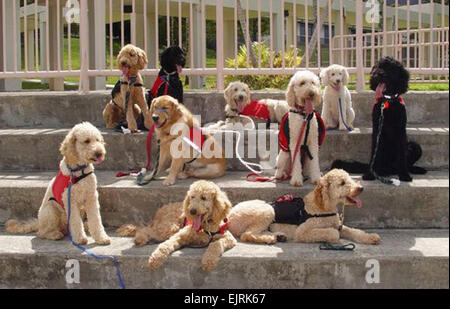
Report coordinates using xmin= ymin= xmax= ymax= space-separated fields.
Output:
xmin=0 ymin=0 xmax=448 ymax=92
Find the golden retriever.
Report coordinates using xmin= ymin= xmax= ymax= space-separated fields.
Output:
xmin=103 ymin=44 xmax=151 ymax=132
xmin=150 ymin=95 xmax=226 ymax=186
xmin=229 ymin=169 xmax=381 ymax=245
xmin=6 ymin=122 xmax=111 ymax=245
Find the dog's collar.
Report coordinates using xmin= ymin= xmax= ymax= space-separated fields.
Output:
xmin=183 ymin=217 xmax=229 ymax=237
xmin=67 ymin=164 xmax=88 ymax=174
xmin=163 ymin=69 xmax=178 ymax=76
xmin=290 ymin=108 xmax=314 ymax=119
xmin=121 ymin=75 xmax=143 ymax=87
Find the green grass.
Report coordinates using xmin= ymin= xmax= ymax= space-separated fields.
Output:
xmin=21 ymin=38 xmax=449 ymax=92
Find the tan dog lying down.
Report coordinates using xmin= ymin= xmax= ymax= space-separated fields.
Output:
xmin=150 ymin=95 xmax=227 ymax=186
xmin=118 ymin=180 xmax=236 ymax=271
xmin=6 ymin=122 xmax=110 ymax=245
xmin=228 ymin=169 xmax=381 ymax=245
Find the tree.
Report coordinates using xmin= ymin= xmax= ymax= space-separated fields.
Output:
xmin=236 ymin=0 xmax=257 ymax=67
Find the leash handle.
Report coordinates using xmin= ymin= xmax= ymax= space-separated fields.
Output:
xmin=319 ymin=243 xmax=356 ymax=251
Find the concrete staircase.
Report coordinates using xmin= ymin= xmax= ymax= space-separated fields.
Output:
xmin=0 ymin=91 xmax=448 ymax=289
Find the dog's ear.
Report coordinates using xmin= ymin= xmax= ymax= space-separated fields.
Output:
xmin=313 ymin=176 xmax=330 ymax=210
xmin=212 ymin=189 xmax=232 ymax=224
xmin=182 ymin=189 xmax=192 ymax=217
xmin=286 ymin=78 xmax=296 ymax=108
xmin=319 ymin=68 xmax=329 ymax=86
xmin=137 ymin=48 xmax=148 ymax=70
xmin=224 ymin=83 xmax=234 ymax=101
xmin=342 ymin=67 xmax=349 ymax=85
xmin=60 ymin=127 xmax=79 ymax=164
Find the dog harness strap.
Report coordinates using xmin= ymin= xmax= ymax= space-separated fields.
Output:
xmin=184 ymin=217 xmax=229 ymax=236
xmin=50 ymin=169 xmax=93 ymax=207
xmin=184 ymin=127 xmax=207 ymax=166
xmin=239 ymin=101 xmax=271 ymax=120
xmin=279 ymin=113 xmax=290 ymax=152
xmin=271 ymin=196 xmax=336 ymax=225
xmin=150 ymin=76 xmax=169 ymax=99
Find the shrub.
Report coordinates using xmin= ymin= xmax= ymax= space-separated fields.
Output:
xmin=225 ymin=42 xmax=302 ymax=90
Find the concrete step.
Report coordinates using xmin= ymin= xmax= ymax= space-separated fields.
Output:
xmin=0 ymin=171 xmax=448 ymax=229
xmin=0 ymin=228 xmax=447 ymax=289
xmin=0 ymin=91 xmax=448 ymax=129
xmin=0 ymin=126 xmax=448 ymax=172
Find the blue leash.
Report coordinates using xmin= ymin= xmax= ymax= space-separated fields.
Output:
xmin=338 ymin=98 xmax=354 ymax=132
xmin=67 ymin=176 xmax=126 ymax=289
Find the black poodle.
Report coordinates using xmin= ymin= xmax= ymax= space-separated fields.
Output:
xmin=147 ymin=46 xmax=186 ymax=104
xmin=332 ymin=57 xmax=426 ymax=182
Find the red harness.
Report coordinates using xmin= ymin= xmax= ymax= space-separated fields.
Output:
xmin=150 ymin=76 xmax=169 ymax=100
xmin=239 ymin=101 xmax=271 ymax=120
xmin=51 ymin=169 xmax=92 ymax=207
xmin=183 ymin=217 xmax=229 ymax=235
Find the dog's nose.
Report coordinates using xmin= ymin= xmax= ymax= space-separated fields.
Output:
xmin=336 ymin=79 xmax=341 ymax=83
xmin=358 ymin=186 xmax=364 ymax=193
xmin=190 ymin=209 xmax=197 ymax=216
xmin=95 ymin=151 xmax=102 ymax=159
xmin=239 ymin=95 xmax=244 ymax=100
xmin=121 ymin=61 xmax=127 ymax=66
xmin=152 ymin=115 xmax=159 ymax=122
xmin=308 ymin=91 xmax=315 ymax=98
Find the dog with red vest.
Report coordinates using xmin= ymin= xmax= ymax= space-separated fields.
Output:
xmin=6 ymin=122 xmax=110 ymax=245
xmin=274 ymin=70 xmax=325 ymax=187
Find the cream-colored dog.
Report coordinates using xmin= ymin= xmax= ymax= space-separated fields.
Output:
xmin=213 ymin=81 xmax=289 ymax=129
xmin=229 ymin=169 xmax=381 ymax=245
xmin=274 ymin=70 xmax=322 ymax=186
xmin=320 ymin=64 xmax=355 ymax=130
xmin=6 ymin=122 xmax=110 ymax=245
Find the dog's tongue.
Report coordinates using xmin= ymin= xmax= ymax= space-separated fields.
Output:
xmin=176 ymin=64 xmax=183 ymax=74
xmin=304 ymin=98 xmax=314 ymax=115
xmin=122 ymin=66 xmax=129 ymax=77
xmin=376 ymin=83 xmax=386 ymax=99
xmin=351 ymin=196 xmax=363 ymax=208
xmin=193 ymin=215 xmax=202 ymax=232
xmin=333 ymin=84 xmax=341 ymax=92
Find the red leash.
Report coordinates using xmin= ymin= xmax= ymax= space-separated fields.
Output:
xmin=116 ymin=124 xmax=155 ymax=178
xmin=246 ymin=119 xmax=308 ymax=183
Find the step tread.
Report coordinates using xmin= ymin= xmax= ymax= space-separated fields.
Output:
xmin=0 ymin=170 xmax=448 ymax=189
xmin=0 ymin=228 xmax=448 ymax=259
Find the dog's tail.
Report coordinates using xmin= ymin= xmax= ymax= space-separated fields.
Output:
xmin=116 ymin=224 xmax=138 ymax=237
xmin=331 ymin=160 xmax=369 ymax=174
xmin=5 ymin=219 xmax=38 ymax=234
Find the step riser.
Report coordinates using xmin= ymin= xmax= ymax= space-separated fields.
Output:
xmin=0 ymin=129 xmax=447 ymax=171
xmin=0 ymin=254 xmax=447 ymax=289
xmin=0 ymin=92 xmax=448 ymax=128
xmin=1 ymin=184 xmax=448 ymax=229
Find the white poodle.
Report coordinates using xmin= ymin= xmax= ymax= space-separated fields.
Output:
xmin=320 ymin=64 xmax=355 ymax=131
xmin=212 ymin=81 xmax=289 ymax=129
xmin=6 ymin=122 xmax=111 ymax=246
xmin=274 ymin=70 xmax=322 ymax=187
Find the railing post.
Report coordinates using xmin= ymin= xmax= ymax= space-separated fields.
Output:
xmin=355 ymin=0 xmax=365 ymax=92
xmin=216 ymin=0 xmax=224 ymax=91
xmin=79 ymin=0 xmax=89 ymax=93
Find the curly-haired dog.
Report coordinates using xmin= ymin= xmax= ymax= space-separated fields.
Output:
xmin=320 ymin=64 xmax=355 ymax=131
xmin=6 ymin=122 xmax=110 ymax=245
xmin=332 ymin=57 xmax=426 ymax=181
xmin=229 ymin=169 xmax=380 ymax=245
xmin=103 ymin=44 xmax=151 ymax=132
xmin=150 ymin=95 xmax=226 ymax=186
xmin=274 ymin=70 xmax=323 ymax=187
xmin=147 ymin=46 xmax=186 ymax=104
xmin=146 ymin=180 xmax=236 ymax=271
xmin=213 ymin=81 xmax=289 ymax=129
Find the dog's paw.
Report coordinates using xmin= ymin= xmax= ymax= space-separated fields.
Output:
xmin=95 ymin=236 xmax=111 ymax=246
xmin=276 ymin=233 xmax=288 ymax=243
xmin=290 ymin=178 xmax=303 ymax=187
xmin=399 ymin=174 xmax=413 ymax=182
xmin=163 ymin=178 xmax=176 ymax=186
xmin=147 ymin=256 xmax=164 ymax=270
xmin=367 ymin=233 xmax=381 ymax=245
xmin=177 ymin=172 xmax=189 ymax=180
xmin=202 ymin=256 xmax=219 ymax=272
xmin=74 ymin=237 xmax=88 ymax=246
xmin=362 ymin=172 xmax=375 ymax=181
